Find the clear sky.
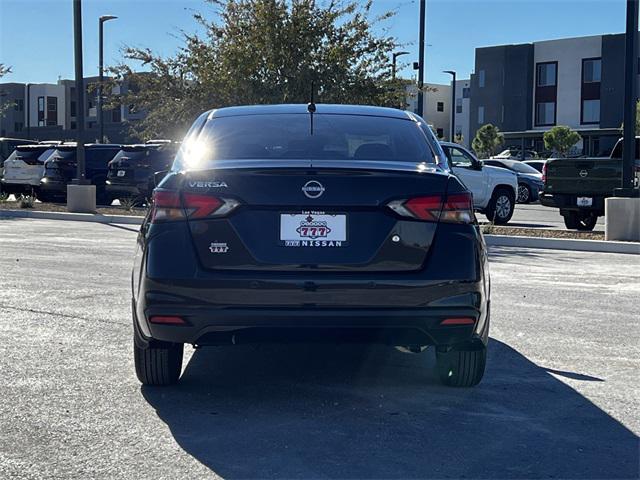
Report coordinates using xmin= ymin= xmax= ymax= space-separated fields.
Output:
xmin=0 ymin=0 xmax=628 ymax=86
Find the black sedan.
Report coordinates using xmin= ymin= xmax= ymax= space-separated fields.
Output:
xmin=484 ymin=159 xmax=545 ymax=203
xmin=132 ymin=104 xmax=491 ymax=388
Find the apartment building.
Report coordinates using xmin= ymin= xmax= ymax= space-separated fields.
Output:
xmin=0 ymin=76 xmax=144 ymax=142
xmin=406 ymin=81 xmax=471 ymax=142
xmin=469 ymin=34 xmax=635 ymax=156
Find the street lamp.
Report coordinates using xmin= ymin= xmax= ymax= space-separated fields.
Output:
xmin=416 ymin=0 xmax=426 ymax=116
xmin=443 ymin=70 xmax=456 ymax=142
xmin=392 ymin=51 xmax=410 ymax=80
xmin=98 ymin=14 xmax=117 ymax=144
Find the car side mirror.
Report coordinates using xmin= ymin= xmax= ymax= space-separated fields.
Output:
xmin=474 ymin=160 xmax=483 ymax=170
xmin=153 ymin=170 xmax=169 ymax=187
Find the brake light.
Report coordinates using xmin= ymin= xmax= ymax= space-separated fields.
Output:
xmin=404 ymin=196 xmax=443 ymax=221
xmin=150 ymin=190 xmax=240 ymax=223
xmin=542 ymin=162 xmax=547 ymax=183
xmin=150 ymin=190 xmax=184 ymax=223
xmin=387 ymin=192 xmax=474 ymax=224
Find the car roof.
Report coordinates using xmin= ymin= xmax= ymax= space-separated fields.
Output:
xmin=206 ymin=104 xmax=414 ymax=120
xmin=439 ymin=141 xmax=467 ymax=148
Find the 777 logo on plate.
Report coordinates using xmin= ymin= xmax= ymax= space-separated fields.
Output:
xmin=296 ymin=215 xmax=332 ymax=239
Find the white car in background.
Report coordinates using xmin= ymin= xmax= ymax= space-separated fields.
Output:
xmin=1 ymin=145 xmax=57 ymax=197
xmin=440 ymin=142 xmax=518 ymax=224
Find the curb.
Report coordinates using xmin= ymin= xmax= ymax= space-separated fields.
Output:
xmin=485 ymin=234 xmax=640 ymax=255
xmin=0 ymin=209 xmax=144 ymax=225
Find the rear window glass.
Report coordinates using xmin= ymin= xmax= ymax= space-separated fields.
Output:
xmin=176 ymin=114 xmax=434 ymax=170
xmin=506 ymin=161 xmax=540 ymax=174
xmin=610 ymin=139 xmax=640 ymax=159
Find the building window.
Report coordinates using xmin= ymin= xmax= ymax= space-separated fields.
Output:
xmin=535 ymin=102 xmax=555 ymax=126
xmin=478 ymin=70 xmax=485 ymax=88
xmin=437 ymin=102 xmax=444 ymax=112
xmin=70 ymin=101 xmax=76 ymax=117
xmin=14 ymin=99 xmax=24 ymax=112
xmin=456 ymin=100 xmax=463 ymax=114
xmin=478 ymin=106 xmax=485 ymax=124
xmin=462 ymin=87 xmax=470 ymax=98
xmin=71 ymin=121 xmax=77 ymax=130
xmin=582 ymin=99 xmax=600 ymax=124
xmin=455 ymin=126 xmax=462 ymax=136
xmin=46 ymin=96 xmax=58 ymax=126
xmin=14 ymin=122 xmax=23 ymax=132
xmin=583 ymin=58 xmax=601 ymax=83
xmin=436 ymin=128 xmax=444 ymax=138
xmin=37 ymin=96 xmax=45 ymax=126
xmin=112 ymin=107 xmax=122 ymax=123
xmin=536 ymin=62 xmax=557 ymax=87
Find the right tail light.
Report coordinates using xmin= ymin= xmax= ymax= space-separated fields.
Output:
xmin=387 ymin=192 xmax=474 ymax=224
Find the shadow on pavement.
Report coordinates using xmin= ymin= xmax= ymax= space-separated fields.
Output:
xmin=142 ymin=340 xmax=638 ymax=479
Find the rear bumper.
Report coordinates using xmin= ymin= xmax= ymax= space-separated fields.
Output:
xmin=540 ymin=193 xmax=606 ymax=214
xmin=39 ymin=178 xmax=67 ymax=196
xmin=0 ymin=180 xmax=38 ymax=194
xmin=106 ymin=181 xmax=148 ymax=198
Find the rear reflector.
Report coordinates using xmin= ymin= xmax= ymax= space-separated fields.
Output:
xmin=440 ymin=317 xmax=475 ymax=326
xmin=149 ymin=315 xmax=186 ymax=325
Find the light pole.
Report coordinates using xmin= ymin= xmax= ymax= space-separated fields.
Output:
xmin=392 ymin=51 xmax=410 ymax=80
xmin=416 ymin=0 xmax=426 ymax=116
xmin=26 ymin=83 xmax=31 ymax=139
xmin=443 ymin=70 xmax=456 ymax=141
xmin=98 ymin=14 xmax=117 ymax=144
xmin=616 ymin=0 xmax=638 ymax=197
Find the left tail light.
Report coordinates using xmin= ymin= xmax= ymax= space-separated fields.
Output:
xmin=542 ymin=161 xmax=547 ymax=183
xmin=387 ymin=192 xmax=474 ymax=224
xmin=150 ymin=190 xmax=240 ymax=223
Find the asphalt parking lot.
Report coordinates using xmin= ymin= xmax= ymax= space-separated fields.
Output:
xmin=0 ymin=218 xmax=638 ymax=479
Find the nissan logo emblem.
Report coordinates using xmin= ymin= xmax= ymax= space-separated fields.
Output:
xmin=579 ymin=170 xmax=588 ymax=178
xmin=302 ymin=180 xmax=325 ymax=199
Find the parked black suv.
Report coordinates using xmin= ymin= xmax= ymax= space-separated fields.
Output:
xmin=106 ymin=143 xmax=178 ymax=203
xmin=39 ymin=144 xmax=122 ymax=204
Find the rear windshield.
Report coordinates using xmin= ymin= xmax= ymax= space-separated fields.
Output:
xmin=176 ymin=113 xmax=434 ymax=170
xmin=8 ymin=147 xmax=50 ymax=161
xmin=610 ymin=139 xmax=640 ymax=159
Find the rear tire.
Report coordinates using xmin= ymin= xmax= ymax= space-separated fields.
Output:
xmin=485 ymin=187 xmax=515 ymax=225
xmin=517 ymin=183 xmax=531 ymax=203
xmin=436 ymin=346 xmax=486 ymax=387
xmin=563 ymin=211 xmax=597 ymax=231
xmin=134 ymin=340 xmax=183 ymax=386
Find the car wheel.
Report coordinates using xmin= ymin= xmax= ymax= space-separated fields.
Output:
xmin=576 ymin=213 xmax=598 ymax=231
xmin=562 ymin=211 xmax=579 ymax=229
xmin=436 ymin=346 xmax=486 ymax=387
xmin=486 ymin=187 xmax=515 ymax=225
xmin=517 ymin=183 xmax=531 ymax=203
xmin=134 ymin=339 xmax=183 ymax=386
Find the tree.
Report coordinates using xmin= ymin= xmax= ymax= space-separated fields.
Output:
xmin=543 ymin=126 xmax=581 ymax=157
xmin=0 ymin=64 xmax=13 ymax=117
xmin=106 ymin=0 xmax=403 ymax=140
xmin=472 ymin=124 xmax=503 ymax=158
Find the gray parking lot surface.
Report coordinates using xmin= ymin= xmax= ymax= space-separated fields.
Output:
xmin=491 ymin=203 xmax=606 ymax=230
xmin=0 ymin=218 xmax=638 ymax=479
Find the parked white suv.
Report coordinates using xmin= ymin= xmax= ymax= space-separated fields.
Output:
xmin=1 ymin=145 xmax=56 ymax=196
xmin=440 ymin=142 xmax=518 ymax=224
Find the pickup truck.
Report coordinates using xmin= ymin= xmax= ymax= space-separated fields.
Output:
xmin=440 ymin=142 xmax=518 ymax=224
xmin=540 ymin=137 xmax=640 ymax=230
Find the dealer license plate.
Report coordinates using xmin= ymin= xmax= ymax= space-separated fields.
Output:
xmin=280 ymin=212 xmax=346 ymax=247
xmin=577 ymin=197 xmax=593 ymax=207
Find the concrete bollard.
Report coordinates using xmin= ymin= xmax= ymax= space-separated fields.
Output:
xmin=67 ymin=184 xmax=97 ymax=214
xmin=605 ymin=197 xmax=640 ymax=241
